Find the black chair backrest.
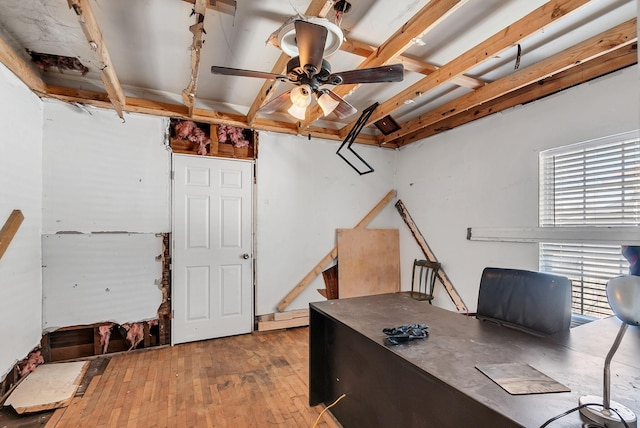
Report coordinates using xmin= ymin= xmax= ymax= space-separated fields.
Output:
xmin=476 ymin=267 xmax=572 ymax=336
xmin=410 ymin=259 xmax=440 ymax=302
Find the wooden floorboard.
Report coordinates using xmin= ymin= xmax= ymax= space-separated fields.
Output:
xmin=42 ymin=327 xmax=340 ymax=428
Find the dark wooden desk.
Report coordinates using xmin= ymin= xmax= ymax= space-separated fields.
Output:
xmin=309 ymin=293 xmax=640 ymax=428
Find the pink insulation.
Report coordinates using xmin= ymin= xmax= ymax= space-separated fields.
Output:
xmin=218 ymin=124 xmax=250 ymax=148
xmin=173 ymin=120 xmax=196 ymax=138
xmin=173 ymin=120 xmax=211 ymax=155
xmin=123 ymin=322 xmax=145 ymax=351
xmin=98 ymin=324 xmax=114 ymax=354
xmin=19 ymin=350 xmax=44 ymax=377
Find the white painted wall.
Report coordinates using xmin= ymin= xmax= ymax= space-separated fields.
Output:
xmin=42 ymin=101 xmax=171 ymax=234
xmin=41 ymin=102 xmax=170 ymax=330
xmin=255 ymin=133 xmax=397 ymax=315
xmin=0 ymin=63 xmax=43 ymax=381
xmin=396 ymin=65 xmax=640 ymax=312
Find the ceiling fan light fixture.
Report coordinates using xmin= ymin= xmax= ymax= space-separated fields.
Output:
xmin=317 ymin=91 xmax=340 ymax=116
xmin=290 ymin=85 xmax=312 ymax=107
xmin=287 ymin=104 xmax=308 ymax=120
xmin=288 ymin=85 xmax=312 ymax=120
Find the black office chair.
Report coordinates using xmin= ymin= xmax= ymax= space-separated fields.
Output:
xmin=405 ymin=259 xmax=441 ymax=303
xmin=475 ymin=267 xmax=572 ymax=336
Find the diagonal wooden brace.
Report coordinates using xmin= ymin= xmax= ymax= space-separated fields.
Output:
xmin=276 ymin=190 xmax=397 ymax=312
xmin=395 ymin=200 xmax=468 ymax=312
xmin=0 ymin=210 xmax=24 ymax=261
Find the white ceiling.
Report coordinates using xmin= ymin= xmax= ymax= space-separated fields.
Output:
xmin=0 ymin=0 xmax=636 ymax=146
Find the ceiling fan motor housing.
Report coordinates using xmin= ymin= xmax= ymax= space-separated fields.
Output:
xmin=286 ymin=57 xmax=339 ymax=90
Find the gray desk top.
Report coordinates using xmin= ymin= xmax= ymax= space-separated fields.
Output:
xmin=311 ymin=293 xmax=640 ymax=428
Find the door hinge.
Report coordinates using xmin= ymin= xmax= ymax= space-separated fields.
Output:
xmin=170 ymin=170 xmax=174 ymax=180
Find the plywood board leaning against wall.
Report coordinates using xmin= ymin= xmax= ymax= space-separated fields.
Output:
xmin=337 ymin=229 xmax=400 ymax=298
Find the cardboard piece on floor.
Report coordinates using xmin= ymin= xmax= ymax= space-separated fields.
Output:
xmin=337 ymin=228 xmax=400 ymax=298
xmin=4 ymin=361 xmax=88 ymax=414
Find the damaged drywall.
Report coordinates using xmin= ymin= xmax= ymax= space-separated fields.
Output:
xmin=0 ymin=62 xmax=43 ymax=384
xmin=42 ymin=233 xmax=163 ymax=330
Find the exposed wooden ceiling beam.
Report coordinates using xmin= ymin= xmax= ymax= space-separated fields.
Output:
xmin=303 ymin=0 xmax=468 ymax=128
xmin=391 ymin=45 xmax=638 ymax=146
xmin=245 ymin=54 xmax=290 ymax=126
xmin=339 ymin=37 xmax=485 ymax=89
xmin=341 ymin=0 xmax=592 ymax=137
xmin=182 ymin=0 xmax=208 ymax=116
xmin=182 ymin=0 xmax=236 ymax=16
xmin=0 ymin=34 xmax=46 ymax=94
xmin=383 ymin=18 xmax=637 ymax=144
xmin=42 ymin=84 xmax=380 ymax=145
xmin=246 ymin=0 xmax=335 ymax=126
xmin=67 ymin=0 xmax=126 ymax=119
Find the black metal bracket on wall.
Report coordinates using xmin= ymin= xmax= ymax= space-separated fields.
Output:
xmin=336 ymin=102 xmax=379 ymax=175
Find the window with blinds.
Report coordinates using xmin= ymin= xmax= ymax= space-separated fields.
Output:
xmin=539 ymin=131 xmax=640 ymax=318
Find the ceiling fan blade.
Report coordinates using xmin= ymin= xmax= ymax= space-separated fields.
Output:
xmin=211 ymin=66 xmax=287 ymax=81
xmin=325 ymin=90 xmax=357 ymax=119
xmin=294 ymin=20 xmax=327 ymax=76
xmin=329 ymin=64 xmax=404 ymax=85
xmin=257 ymin=91 xmax=291 ymax=114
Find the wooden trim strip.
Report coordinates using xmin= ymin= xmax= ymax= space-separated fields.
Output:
xmin=467 ymin=226 xmax=640 ymax=245
xmin=67 ymin=0 xmax=126 ymax=119
xmin=276 ymin=190 xmax=397 ymax=312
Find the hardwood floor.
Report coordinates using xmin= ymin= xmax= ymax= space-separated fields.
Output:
xmin=44 ymin=327 xmax=341 ymax=428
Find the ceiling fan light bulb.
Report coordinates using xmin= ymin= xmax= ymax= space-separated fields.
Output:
xmin=317 ymin=92 xmax=339 ymax=116
xmin=290 ymin=85 xmax=312 ymax=107
xmin=287 ymin=104 xmax=307 ymax=120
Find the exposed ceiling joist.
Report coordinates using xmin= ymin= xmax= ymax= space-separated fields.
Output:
xmin=343 ymin=0 xmax=592 ymax=137
xmin=339 ymin=37 xmax=485 ymax=89
xmin=0 ymin=35 xmax=46 ymax=94
xmin=246 ymin=0 xmax=335 ymax=126
xmin=303 ymin=0 xmax=468 ymax=128
xmin=182 ymin=0 xmax=208 ymax=116
xmin=383 ymin=18 xmax=638 ymax=144
xmin=42 ymin=84 xmax=380 ymax=145
xmin=67 ymin=0 xmax=126 ymax=119
xmin=393 ymin=43 xmax=638 ymax=146
xmin=246 ymin=54 xmax=291 ymax=126
xmin=182 ymin=0 xmax=236 ymax=16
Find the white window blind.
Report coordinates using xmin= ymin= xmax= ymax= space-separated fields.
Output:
xmin=539 ymin=131 xmax=640 ymax=318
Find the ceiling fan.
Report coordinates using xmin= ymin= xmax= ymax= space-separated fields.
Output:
xmin=211 ymin=20 xmax=404 ymax=121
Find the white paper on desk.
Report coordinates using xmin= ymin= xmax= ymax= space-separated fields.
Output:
xmin=475 ymin=363 xmax=570 ymax=395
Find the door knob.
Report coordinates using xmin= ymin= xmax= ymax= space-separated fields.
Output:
xmin=241 ymin=253 xmax=250 ymax=259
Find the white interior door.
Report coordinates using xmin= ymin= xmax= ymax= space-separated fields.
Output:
xmin=172 ymin=154 xmax=253 ymax=344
